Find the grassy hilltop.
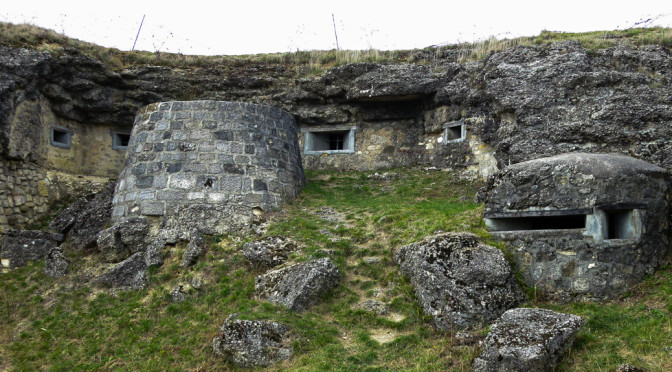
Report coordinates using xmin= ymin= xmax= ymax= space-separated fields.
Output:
xmin=1 ymin=21 xmax=672 ymax=72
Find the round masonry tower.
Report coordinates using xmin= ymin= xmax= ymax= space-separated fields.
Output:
xmin=111 ymin=100 xmax=305 ymax=235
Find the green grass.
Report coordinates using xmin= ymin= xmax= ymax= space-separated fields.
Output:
xmin=1 ymin=168 xmax=671 ymax=370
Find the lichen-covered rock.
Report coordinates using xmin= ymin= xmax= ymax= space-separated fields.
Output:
xmin=396 ymin=232 xmax=525 ymax=331
xmin=170 ymin=285 xmax=187 ymax=303
xmin=96 ymin=217 xmax=150 ymax=263
xmin=473 ymin=308 xmax=584 ymax=372
xmin=144 ymin=238 xmax=165 ymax=267
xmin=0 ymin=230 xmax=64 ymax=267
xmin=96 ymin=252 xmax=147 ymax=289
xmin=44 ymin=247 xmax=69 ymax=278
xmin=242 ymin=236 xmax=296 ymax=269
xmin=255 ymin=257 xmax=340 ymax=312
xmin=212 ymin=314 xmax=292 ymax=367
xmin=615 ymin=364 xmax=645 ymax=372
xmin=356 ymin=299 xmax=389 ymax=315
xmin=49 ymin=181 xmax=115 ymax=250
xmin=180 ymin=231 xmax=206 ymax=268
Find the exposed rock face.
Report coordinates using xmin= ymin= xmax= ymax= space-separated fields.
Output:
xmin=96 ymin=252 xmax=147 ymax=289
xmin=212 ymin=314 xmax=292 ymax=367
xmin=473 ymin=308 xmax=584 ymax=372
xmin=3 ymin=39 xmax=672 ymax=232
xmin=49 ymin=181 xmax=116 ymax=250
xmin=480 ymin=153 xmax=670 ymax=300
xmin=473 ymin=42 xmax=672 ymax=171
xmin=0 ymin=230 xmax=64 ymax=267
xmin=396 ymin=232 xmax=525 ymax=331
xmin=96 ymin=217 xmax=150 ymax=263
xmin=255 ymin=257 xmax=340 ymax=312
xmin=43 ymin=247 xmax=69 ymax=278
xmin=242 ymin=236 xmax=296 ymax=269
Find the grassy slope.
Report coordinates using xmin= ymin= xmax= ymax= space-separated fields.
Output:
xmin=1 ymin=168 xmax=671 ymax=371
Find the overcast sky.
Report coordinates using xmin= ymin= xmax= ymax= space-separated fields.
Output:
xmin=2 ymin=1 xmax=671 ymax=55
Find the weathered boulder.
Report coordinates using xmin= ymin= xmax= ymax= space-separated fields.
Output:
xmin=242 ymin=236 xmax=296 ymax=269
xmin=212 ymin=314 xmax=292 ymax=368
xmin=473 ymin=308 xmax=584 ymax=372
xmin=96 ymin=252 xmax=147 ymax=289
xmin=170 ymin=285 xmax=187 ymax=303
xmin=49 ymin=181 xmax=115 ymax=250
xmin=180 ymin=231 xmax=206 ymax=268
xmin=44 ymin=247 xmax=69 ymax=278
xmin=255 ymin=257 xmax=340 ymax=312
xmin=96 ymin=217 xmax=150 ymax=263
xmin=144 ymin=238 xmax=166 ymax=267
xmin=0 ymin=230 xmax=64 ymax=267
xmin=396 ymin=232 xmax=525 ymax=331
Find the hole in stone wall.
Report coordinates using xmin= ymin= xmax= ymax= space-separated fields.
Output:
xmin=252 ymin=207 xmax=264 ymax=216
xmin=303 ymin=127 xmax=356 ymax=154
xmin=486 ymin=214 xmax=586 ymax=232
xmin=112 ymin=132 xmax=131 ymax=149
xmin=312 ymin=131 xmax=347 ymax=151
xmin=604 ymin=209 xmax=637 ymax=239
xmin=443 ymin=121 xmax=465 ymax=143
xmin=203 ymin=178 xmax=214 ymax=188
xmin=50 ymin=127 xmax=72 ymax=149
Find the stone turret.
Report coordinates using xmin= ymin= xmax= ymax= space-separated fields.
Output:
xmin=111 ymin=100 xmax=304 ymax=235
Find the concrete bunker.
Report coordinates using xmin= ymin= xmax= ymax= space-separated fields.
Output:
xmin=111 ymin=100 xmax=305 ymax=235
xmin=481 ymin=153 xmax=670 ymax=300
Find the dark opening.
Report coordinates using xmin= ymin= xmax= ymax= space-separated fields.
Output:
xmin=118 ymin=134 xmax=130 ymax=147
xmin=328 ymin=132 xmax=345 ymax=150
xmin=605 ymin=210 xmax=635 ymax=239
xmin=486 ymin=214 xmax=586 ymax=232
xmin=51 ymin=127 xmax=71 ymax=148
xmin=53 ymin=129 xmax=69 ymax=144
xmin=112 ymin=132 xmax=131 ymax=149
xmin=446 ymin=125 xmax=462 ymax=141
xmin=309 ymin=130 xmax=350 ymax=152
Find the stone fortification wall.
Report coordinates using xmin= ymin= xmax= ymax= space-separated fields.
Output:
xmin=0 ymin=159 xmax=50 ymax=233
xmin=111 ymin=101 xmax=305 ymax=235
